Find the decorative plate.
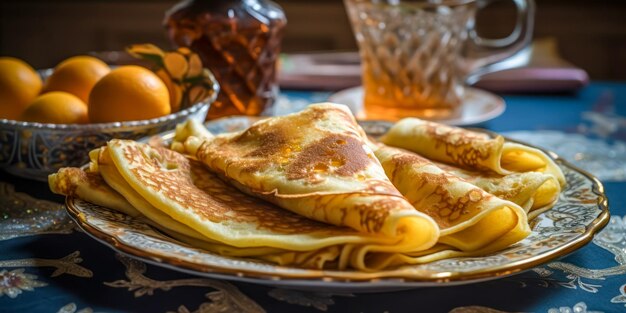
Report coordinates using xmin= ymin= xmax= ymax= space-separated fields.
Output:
xmin=328 ymin=86 xmax=506 ymax=126
xmin=64 ymin=119 xmax=609 ymax=292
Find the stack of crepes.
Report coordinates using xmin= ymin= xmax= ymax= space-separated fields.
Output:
xmin=49 ymin=103 xmax=565 ymax=271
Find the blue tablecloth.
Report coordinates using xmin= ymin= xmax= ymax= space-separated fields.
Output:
xmin=1 ymin=83 xmax=625 ymax=313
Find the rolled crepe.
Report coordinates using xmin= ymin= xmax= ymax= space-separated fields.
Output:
xmin=433 ymin=161 xmax=561 ymax=219
xmin=379 ymin=118 xmax=565 ymax=186
xmin=173 ymin=103 xmax=440 ymax=257
xmin=374 ymin=145 xmax=530 ymax=253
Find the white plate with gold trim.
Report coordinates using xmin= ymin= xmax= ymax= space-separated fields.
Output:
xmin=328 ymin=86 xmax=506 ymax=126
xmin=64 ymin=118 xmax=609 ymax=292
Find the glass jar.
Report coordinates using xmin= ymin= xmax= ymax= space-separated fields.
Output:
xmin=164 ymin=0 xmax=286 ymax=119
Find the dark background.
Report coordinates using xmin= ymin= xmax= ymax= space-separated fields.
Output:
xmin=1 ymin=0 xmax=625 ymax=80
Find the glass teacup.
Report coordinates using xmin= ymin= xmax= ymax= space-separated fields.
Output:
xmin=345 ymin=0 xmax=535 ymax=120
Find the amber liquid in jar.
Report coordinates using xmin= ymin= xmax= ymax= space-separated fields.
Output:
xmin=165 ymin=0 xmax=286 ymax=119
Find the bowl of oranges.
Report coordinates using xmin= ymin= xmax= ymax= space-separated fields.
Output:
xmin=0 ymin=47 xmax=218 ymax=181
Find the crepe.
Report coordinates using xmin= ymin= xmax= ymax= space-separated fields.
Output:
xmin=433 ymin=161 xmax=561 ymax=219
xmin=94 ymin=146 xmax=211 ymax=241
xmin=104 ymin=139 xmax=443 ymax=270
xmin=48 ymin=164 xmax=294 ymax=259
xmin=379 ymin=118 xmax=566 ymax=186
xmin=51 ymin=141 xmax=405 ymax=269
xmin=48 ymin=167 xmax=140 ymax=218
xmin=374 ymin=145 xmax=530 ymax=253
xmin=172 ymin=103 xmax=440 ymax=256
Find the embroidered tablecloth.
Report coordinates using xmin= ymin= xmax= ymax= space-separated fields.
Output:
xmin=1 ymin=83 xmax=626 ymax=313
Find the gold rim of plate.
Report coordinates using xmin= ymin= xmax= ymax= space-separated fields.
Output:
xmin=64 ymin=119 xmax=610 ymax=285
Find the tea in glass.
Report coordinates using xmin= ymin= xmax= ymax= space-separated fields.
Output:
xmin=344 ymin=0 xmax=534 ymax=121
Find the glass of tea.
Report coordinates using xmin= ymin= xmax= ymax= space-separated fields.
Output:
xmin=344 ymin=0 xmax=534 ymax=121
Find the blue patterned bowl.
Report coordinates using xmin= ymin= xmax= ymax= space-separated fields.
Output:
xmin=0 ymin=70 xmax=217 ymax=181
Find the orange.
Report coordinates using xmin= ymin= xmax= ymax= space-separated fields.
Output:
xmin=20 ymin=92 xmax=88 ymax=124
xmin=88 ymin=65 xmax=171 ymax=123
xmin=0 ymin=57 xmax=43 ymax=120
xmin=43 ymin=55 xmax=110 ymax=103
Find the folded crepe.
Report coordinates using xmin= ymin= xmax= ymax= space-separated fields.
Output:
xmin=53 ymin=137 xmax=443 ymax=270
xmin=49 ymin=167 xmax=140 ymax=218
xmin=49 ymin=159 xmax=289 ymax=257
xmin=374 ymin=145 xmax=530 ymax=253
xmin=433 ymin=161 xmax=561 ymax=219
xmin=379 ymin=118 xmax=566 ymax=186
xmin=173 ymin=103 xmax=440 ymax=258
